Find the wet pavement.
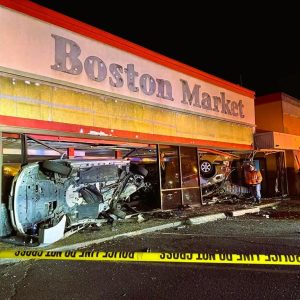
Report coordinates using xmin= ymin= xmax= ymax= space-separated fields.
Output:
xmin=1 ymin=206 xmax=299 ymax=300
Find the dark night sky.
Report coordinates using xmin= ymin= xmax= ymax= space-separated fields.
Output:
xmin=30 ymin=1 xmax=300 ymax=99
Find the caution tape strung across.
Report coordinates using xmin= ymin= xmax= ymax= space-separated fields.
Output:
xmin=0 ymin=250 xmax=300 ymax=266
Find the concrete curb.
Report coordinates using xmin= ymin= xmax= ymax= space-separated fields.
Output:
xmin=258 ymin=201 xmax=280 ymax=209
xmin=186 ymin=213 xmax=226 ymax=225
xmin=0 ymin=258 xmax=19 ymax=265
xmin=51 ymin=221 xmax=182 ymax=252
xmin=227 ymin=201 xmax=280 ymax=217
xmin=229 ymin=207 xmax=260 ymax=217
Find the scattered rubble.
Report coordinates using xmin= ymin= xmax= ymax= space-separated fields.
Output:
xmin=176 ymin=225 xmax=187 ymax=230
xmin=137 ymin=214 xmax=146 ymax=223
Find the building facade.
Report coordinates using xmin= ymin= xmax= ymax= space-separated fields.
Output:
xmin=0 ymin=1 xmax=256 ymax=238
xmin=255 ymin=92 xmax=300 ymax=197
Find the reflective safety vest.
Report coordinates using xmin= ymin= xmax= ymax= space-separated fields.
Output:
xmin=245 ymin=170 xmax=262 ymax=185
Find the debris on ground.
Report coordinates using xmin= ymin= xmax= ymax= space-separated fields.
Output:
xmin=137 ymin=214 xmax=146 ymax=223
xmin=108 ymin=214 xmax=118 ymax=221
xmin=262 ymin=214 xmax=270 ymax=219
xmin=176 ymin=225 xmax=187 ymax=230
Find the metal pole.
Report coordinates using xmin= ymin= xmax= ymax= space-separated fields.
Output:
xmin=178 ymin=146 xmax=183 ymax=206
xmin=21 ymin=133 xmax=28 ymax=165
xmin=282 ymin=151 xmax=289 ymax=197
xmin=0 ymin=131 xmax=12 ymax=236
xmin=157 ymin=144 xmax=163 ymax=209
xmin=196 ymin=148 xmax=204 ymax=205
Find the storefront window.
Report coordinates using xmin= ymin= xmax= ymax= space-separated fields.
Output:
xmin=160 ymin=145 xmax=180 ymax=190
xmin=159 ymin=145 xmax=201 ymax=209
xmin=180 ymin=146 xmax=200 ymax=206
xmin=182 ymin=188 xmax=201 ymax=206
xmin=162 ymin=190 xmax=182 ymax=209
xmin=180 ymin=147 xmax=199 ymax=187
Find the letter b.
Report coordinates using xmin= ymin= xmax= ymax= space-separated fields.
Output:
xmin=51 ymin=34 xmax=82 ymax=75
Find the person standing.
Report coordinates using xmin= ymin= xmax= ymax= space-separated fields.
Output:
xmin=245 ymin=163 xmax=263 ymax=204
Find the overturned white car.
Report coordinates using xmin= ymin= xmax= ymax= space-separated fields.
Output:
xmin=9 ymin=159 xmax=147 ymax=244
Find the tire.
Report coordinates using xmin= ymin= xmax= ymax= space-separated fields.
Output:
xmin=42 ymin=160 xmax=71 ymax=176
xmin=200 ymin=160 xmax=216 ymax=178
xmin=130 ymin=164 xmax=148 ymax=177
xmin=79 ymin=187 xmax=103 ymax=204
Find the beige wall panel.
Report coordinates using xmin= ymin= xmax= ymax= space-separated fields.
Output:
xmin=0 ymin=76 xmax=253 ymax=146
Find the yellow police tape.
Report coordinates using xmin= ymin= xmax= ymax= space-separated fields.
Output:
xmin=0 ymin=250 xmax=299 ymax=265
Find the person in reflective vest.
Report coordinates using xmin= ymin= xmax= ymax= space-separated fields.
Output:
xmin=245 ymin=164 xmax=263 ymax=204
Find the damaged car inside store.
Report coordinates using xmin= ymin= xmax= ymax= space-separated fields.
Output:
xmin=2 ymin=133 xmax=283 ymax=245
xmin=2 ymin=134 xmax=160 ymax=245
xmin=199 ymin=149 xmax=251 ymax=202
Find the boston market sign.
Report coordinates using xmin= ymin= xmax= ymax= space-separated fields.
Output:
xmin=51 ymin=35 xmax=246 ymax=121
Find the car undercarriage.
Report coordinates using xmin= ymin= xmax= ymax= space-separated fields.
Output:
xmin=9 ymin=159 xmax=148 ymax=244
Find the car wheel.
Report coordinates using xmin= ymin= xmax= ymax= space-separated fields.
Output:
xmin=79 ymin=187 xmax=103 ymax=204
xmin=42 ymin=160 xmax=71 ymax=176
xmin=200 ymin=160 xmax=216 ymax=178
